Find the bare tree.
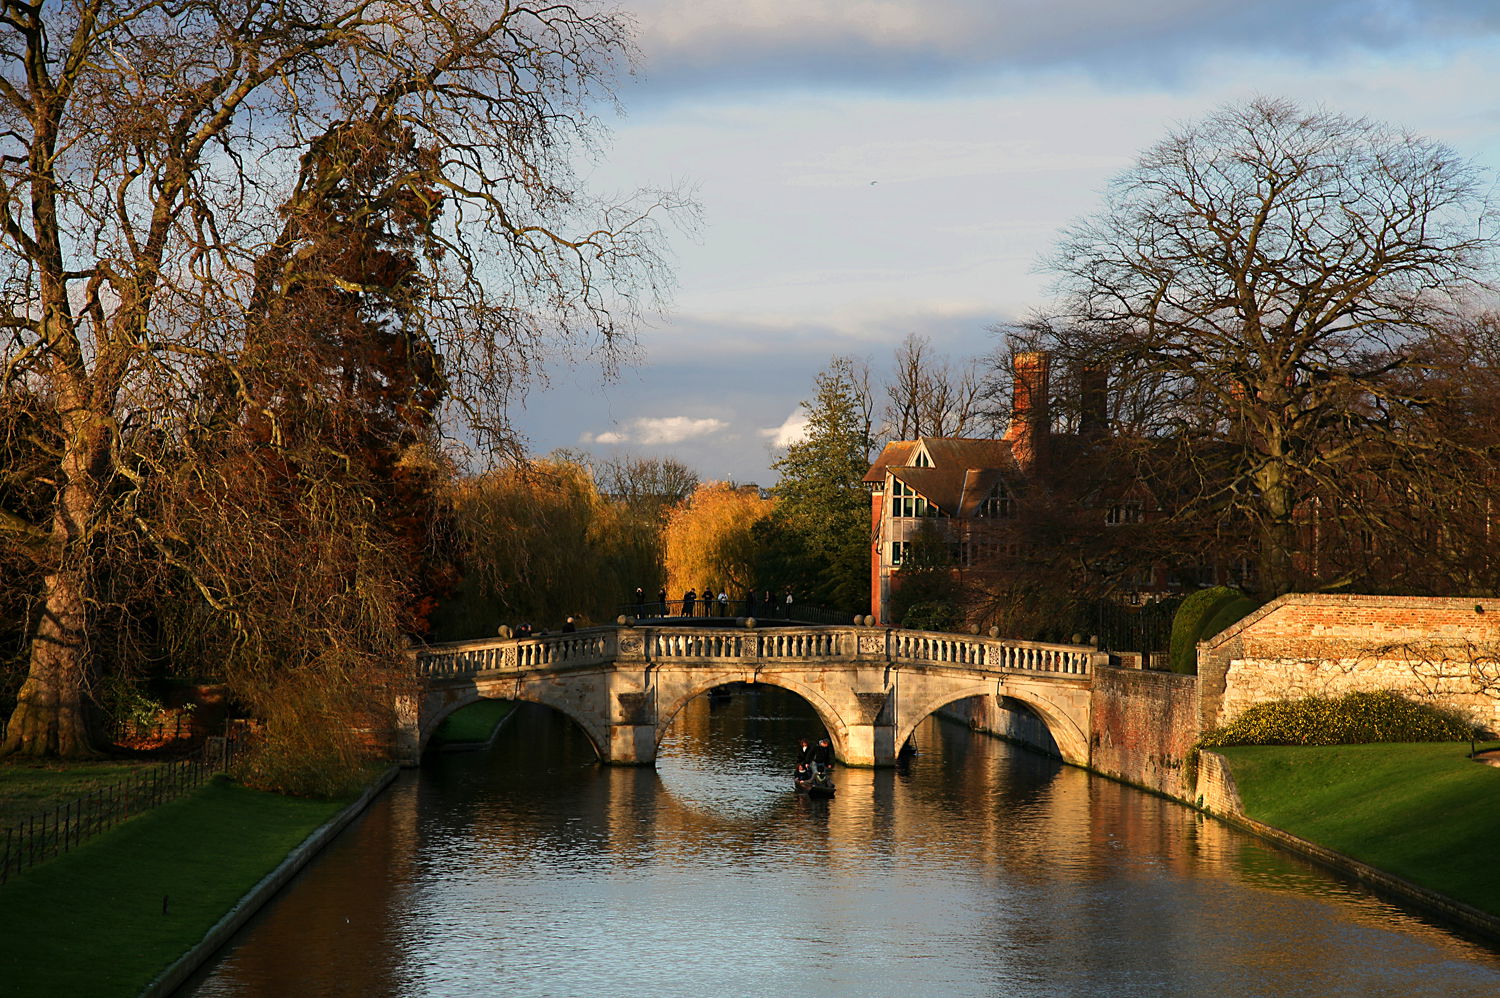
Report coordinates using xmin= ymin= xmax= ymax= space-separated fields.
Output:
xmin=595 ymin=454 xmax=700 ymax=521
xmin=883 ymin=333 xmax=984 ymax=441
xmin=0 ymin=0 xmax=685 ymax=756
xmin=1037 ymin=98 xmax=1497 ymax=595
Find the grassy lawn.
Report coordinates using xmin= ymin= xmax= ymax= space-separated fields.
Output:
xmin=428 ymin=699 xmax=513 ymax=746
xmin=0 ymin=776 xmax=349 ymax=998
xmin=1217 ymin=741 xmax=1500 ymax=915
xmin=0 ymin=758 xmax=172 ymax=828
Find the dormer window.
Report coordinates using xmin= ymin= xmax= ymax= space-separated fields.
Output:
xmin=890 ymin=479 xmax=940 ymax=518
xmin=1106 ymin=500 xmax=1143 ymax=525
xmin=979 ymin=481 xmax=1014 ymax=519
xmin=913 ymin=449 xmax=932 ymax=468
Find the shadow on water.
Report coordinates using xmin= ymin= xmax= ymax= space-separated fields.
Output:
xmin=183 ymin=687 xmax=1500 ymax=998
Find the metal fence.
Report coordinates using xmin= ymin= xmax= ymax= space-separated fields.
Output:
xmin=1 ymin=737 xmax=237 ymax=884
xmin=619 ymin=600 xmax=860 ymax=626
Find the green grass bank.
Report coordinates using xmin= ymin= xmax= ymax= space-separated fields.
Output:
xmin=427 ymin=699 xmax=514 ymax=748
xmin=0 ymin=776 xmax=351 ymax=998
xmin=1216 ymin=741 xmax=1500 ymax=917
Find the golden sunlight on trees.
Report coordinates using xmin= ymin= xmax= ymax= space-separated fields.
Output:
xmin=438 ymin=459 xmax=661 ymax=636
xmin=663 ymin=483 xmax=775 ymax=600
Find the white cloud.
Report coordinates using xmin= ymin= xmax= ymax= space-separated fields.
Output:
xmin=760 ymin=408 xmax=810 ymax=449
xmin=582 ymin=415 xmax=729 ymax=446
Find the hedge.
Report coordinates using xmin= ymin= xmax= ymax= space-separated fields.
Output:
xmin=1168 ymin=586 xmax=1240 ymax=674
xmin=1201 ymin=690 xmax=1476 ymax=747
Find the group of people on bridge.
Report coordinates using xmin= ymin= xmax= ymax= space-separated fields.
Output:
xmin=631 ymin=586 xmax=797 ymax=620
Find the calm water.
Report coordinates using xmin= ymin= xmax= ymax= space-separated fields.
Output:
xmin=185 ymin=688 xmax=1500 ymax=997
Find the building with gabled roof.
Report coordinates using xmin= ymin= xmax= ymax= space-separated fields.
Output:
xmin=864 ymin=352 xmax=1178 ymax=626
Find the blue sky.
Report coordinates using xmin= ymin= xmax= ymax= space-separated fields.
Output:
xmin=513 ymin=0 xmax=1500 ymax=484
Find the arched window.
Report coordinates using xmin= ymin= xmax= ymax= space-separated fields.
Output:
xmin=980 ymin=481 xmax=1014 ymax=519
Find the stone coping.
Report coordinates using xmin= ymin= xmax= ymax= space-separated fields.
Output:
xmin=139 ymin=766 xmax=400 ymax=998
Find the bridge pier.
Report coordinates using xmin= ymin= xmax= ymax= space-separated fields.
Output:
xmin=605 ymin=723 xmax=658 ymax=765
xmin=838 ymin=722 xmax=898 ymax=767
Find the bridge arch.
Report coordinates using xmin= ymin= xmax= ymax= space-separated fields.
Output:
xmin=421 ymin=682 xmax=611 ymax=762
xmin=652 ymin=671 xmax=852 ymax=760
xmin=895 ymin=681 xmax=1090 ymax=767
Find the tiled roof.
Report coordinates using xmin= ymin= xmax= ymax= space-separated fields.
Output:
xmin=867 ymin=437 xmax=1021 ymax=515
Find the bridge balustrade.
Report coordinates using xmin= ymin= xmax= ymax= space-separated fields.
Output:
xmin=417 ymin=633 xmax=613 ymax=678
xmin=417 ymin=626 xmax=1093 ymax=681
xmin=758 ymin=631 xmax=843 ymax=659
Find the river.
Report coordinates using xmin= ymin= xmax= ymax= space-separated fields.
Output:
xmin=183 ymin=686 xmax=1500 ymax=997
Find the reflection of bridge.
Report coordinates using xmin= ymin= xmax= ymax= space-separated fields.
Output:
xmin=400 ymin=624 xmax=1107 ymax=768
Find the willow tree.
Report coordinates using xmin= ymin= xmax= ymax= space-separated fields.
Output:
xmin=1038 ymin=98 xmax=1497 ymax=595
xmin=0 ymin=0 xmax=682 ymax=756
xmin=662 ymin=481 xmax=773 ymax=599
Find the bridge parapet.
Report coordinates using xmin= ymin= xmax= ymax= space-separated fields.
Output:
xmin=418 ymin=630 xmax=616 ymax=678
xmin=416 ymin=625 xmax=1095 ymax=679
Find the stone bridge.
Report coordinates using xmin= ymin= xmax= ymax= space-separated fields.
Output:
xmin=400 ymin=624 xmax=1107 ymax=768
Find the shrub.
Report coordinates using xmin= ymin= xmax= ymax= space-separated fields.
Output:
xmin=1201 ymin=690 xmax=1476 ymax=747
xmin=1201 ymin=594 xmax=1258 ymax=641
xmin=901 ymin=601 xmax=961 ymax=632
xmin=1168 ymin=586 xmax=1240 ymax=674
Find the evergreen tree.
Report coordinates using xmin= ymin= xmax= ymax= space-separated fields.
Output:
xmin=768 ymin=358 xmax=873 ymax=611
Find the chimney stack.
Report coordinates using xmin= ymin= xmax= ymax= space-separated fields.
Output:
xmin=1079 ymin=365 xmax=1108 ymax=436
xmin=1004 ymin=351 xmax=1050 ymax=470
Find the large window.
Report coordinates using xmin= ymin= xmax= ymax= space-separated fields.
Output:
xmin=890 ymin=479 xmax=940 ymax=518
xmin=979 ymin=480 xmax=1014 ymax=518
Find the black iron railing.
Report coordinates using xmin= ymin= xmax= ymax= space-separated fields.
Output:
xmin=618 ymin=600 xmax=859 ymax=626
xmin=0 ymin=737 xmax=237 ymax=884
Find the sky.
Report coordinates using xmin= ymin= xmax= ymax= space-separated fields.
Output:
xmin=512 ymin=0 xmax=1500 ymax=485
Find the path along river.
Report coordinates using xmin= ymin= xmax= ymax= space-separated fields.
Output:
xmin=184 ymin=687 xmax=1500 ymax=997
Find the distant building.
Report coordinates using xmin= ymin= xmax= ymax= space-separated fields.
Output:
xmin=864 ymin=352 xmax=1177 ymax=625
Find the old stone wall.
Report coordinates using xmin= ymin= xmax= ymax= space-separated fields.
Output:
xmin=1198 ymin=594 xmax=1500 ymax=735
xmin=1089 ymin=666 xmax=1201 ymax=799
xmin=1192 ymin=750 xmax=1243 ymax=817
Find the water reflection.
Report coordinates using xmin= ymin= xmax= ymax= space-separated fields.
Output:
xmin=185 ymin=687 xmax=1500 ymax=997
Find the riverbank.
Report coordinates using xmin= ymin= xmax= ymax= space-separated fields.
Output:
xmin=0 ymin=699 xmax=516 ymax=996
xmin=427 ymin=699 xmax=515 ymax=751
xmin=1203 ymin=742 xmax=1500 ymax=941
xmin=0 ymin=769 xmax=391 ymax=998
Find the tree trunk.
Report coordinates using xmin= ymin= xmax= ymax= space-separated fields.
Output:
xmin=1 ymin=566 xmax=95 ymax=757
xmin=1 ymin=405 xmax=107 ymax=758
xmin=1254 ymin=460 xmax=1298 ymax=597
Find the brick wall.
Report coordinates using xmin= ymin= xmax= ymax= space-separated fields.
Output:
xmin=1089 ymin=666 xmax=1201 ymax=799
xmin=1198 ymin=594 xmax=1500 ymax=735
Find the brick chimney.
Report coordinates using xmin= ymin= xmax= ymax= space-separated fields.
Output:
xmin=1004 ymin=351 xmax=1050 ymax=470
xmin=1079 ymin=365 xmax=1108 ymax=436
